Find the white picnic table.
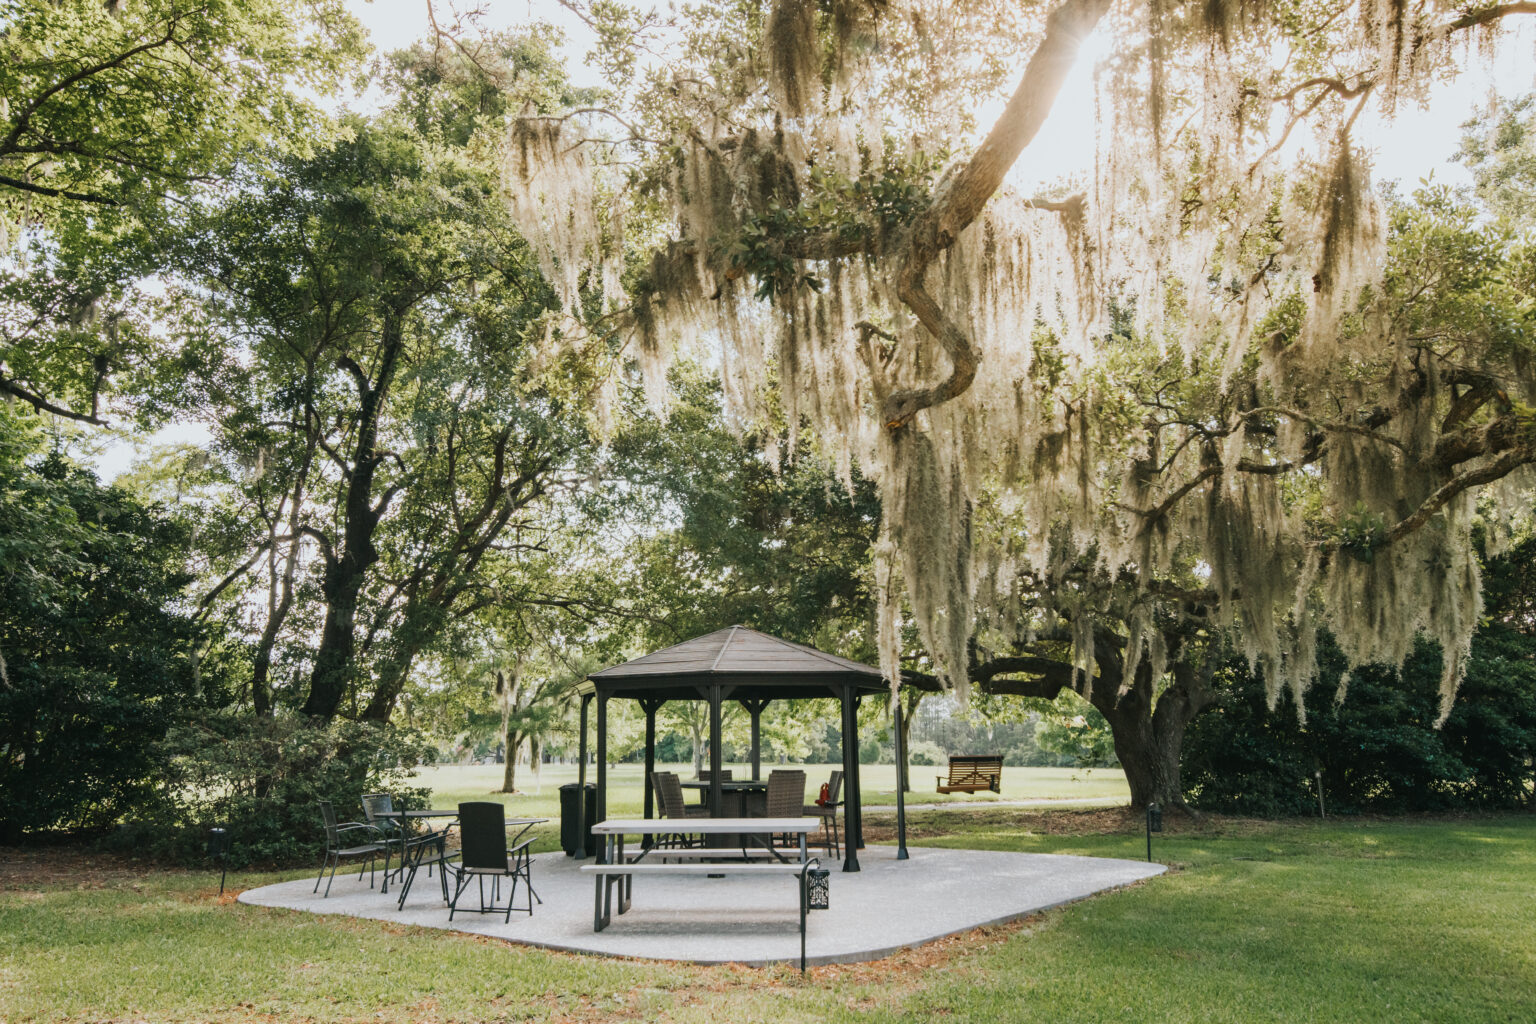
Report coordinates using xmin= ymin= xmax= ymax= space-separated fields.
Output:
xmin=584 ymin=817 xmax=822 ymax=935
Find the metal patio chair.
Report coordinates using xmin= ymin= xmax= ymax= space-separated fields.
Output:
xmin=446 ymin=802 xmax=538 ymax=923
xmin=363 ymin=792 xmax=446 ymax=892
xmin=314 ymin=800 xmax=387 ymax=897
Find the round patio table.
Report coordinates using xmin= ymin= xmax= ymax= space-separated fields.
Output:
xmin=371 ymin=809 xmax=458 ymax=893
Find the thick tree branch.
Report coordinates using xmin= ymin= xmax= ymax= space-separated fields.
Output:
xmin=197 ymin=542 xmax=273 ymax=618
xmin=0 ymin=173 xmax=119 ymax=206
xmin=1432 ymin=410 xmax=1533 ymax=470
xmin=1 ymin=20 xmax=182 ymax=156
xmin=1384 ymin=445 xmax=1536 ymax=546
xmin=0 ymin=371 xmax=108 ymax=425
xmin=1446 ymin=2 xmax=1536 ymax=31
xmin=1277 ymin=75 xmax=1372 ymax=102
xmin=883 ymin=0 xmax=1113 ymax=429
xmin=1136 ymin=465 xmax=1220 ymax=535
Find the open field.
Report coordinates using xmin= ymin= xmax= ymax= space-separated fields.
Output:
xmin=409 ymin=762 xmax=1130 ymax=827
xmin=3 ymin=810 xmax=1533 ymax=1022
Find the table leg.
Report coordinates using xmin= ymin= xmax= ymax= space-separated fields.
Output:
xmin=618 ymin=834 xmax=631 ymax=914
xmin=593 ymin=834 xmax=610 ymax=932
xmin=602 ymin=834 xmax=615 ymax=924
xmin=379 ymin=818 xmax=391 ymax=895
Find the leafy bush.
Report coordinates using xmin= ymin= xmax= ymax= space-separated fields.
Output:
xmin=1184 ymin=629 xmax=1536 ymax=816
xmin=906 ymin=740 xmax=947 ymax=766
xmin=119 ymin=715 xmax=436 ymax=868
xmin=0 ymin=422 xmax=202 ymax=842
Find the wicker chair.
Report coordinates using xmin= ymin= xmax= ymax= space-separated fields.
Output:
xmin=314 ymin=800 xmax=387 ymax=897
xmin=804 ymin=770 xmax=843 ymax=857
xmin=653 ymin=771 xmax=708 ymax=849
xmin=693 ymin=769 xmax=732 ymax=805
xmin=764 ymin=769 xmax=806 ymax=847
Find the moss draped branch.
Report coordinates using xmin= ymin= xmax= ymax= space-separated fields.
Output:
xmin=881 ymin=0 xmax=1114 ymax=430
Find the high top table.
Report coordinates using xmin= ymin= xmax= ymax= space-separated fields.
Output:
xmin=678 ymin=779 xmax=768 ymax=817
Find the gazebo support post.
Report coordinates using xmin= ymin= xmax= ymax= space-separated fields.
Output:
xmin=595 ymin=692 xmax=608 ymax=864
xmin=840 ymin=684 xmax=861 ymax=872
xmin=894 ymin=691 xmax=909 ymax=860
xmin=852 ymin=695 xmax=865 ymax=851
xmin=641 ymin=699 xmax=663 ymax=849
xmin=574 ymin=693 xmax=592 ymax=860
xmin=739 ymin=698 xmax=769 ymax=780
xmin=708 ymin=685 xmax=724 ymax=818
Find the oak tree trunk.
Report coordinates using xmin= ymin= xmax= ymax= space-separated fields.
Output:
xmin=301 ymin=316 xmax=403 ymax=720
xmin=502 ymin=731 xmax=521 ymax=793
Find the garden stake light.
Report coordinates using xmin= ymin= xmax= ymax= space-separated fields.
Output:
xmin=1145 ymin=803 xmax=1162 ymax=862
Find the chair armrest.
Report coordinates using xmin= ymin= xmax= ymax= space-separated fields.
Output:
xmin=403 ymin=826 xmax=451 ymax=847
xmin=337 ymin=822 xmax=386 ymax=840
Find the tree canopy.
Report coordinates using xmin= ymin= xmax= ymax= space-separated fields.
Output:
xmin=0 ymin=0 xmax=365 ymax=424
xmin=501 ymin=0 xmax=1536 ymax=737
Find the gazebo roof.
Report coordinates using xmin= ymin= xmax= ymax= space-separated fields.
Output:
xmin=581 ymin=625 xmax=889 ymax=701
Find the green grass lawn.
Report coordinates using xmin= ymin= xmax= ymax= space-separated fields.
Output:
xmin=3 ymin=810 xmax=1533 ymax=1022
xmin=411 ymin=762 xmax=1130 ymax=825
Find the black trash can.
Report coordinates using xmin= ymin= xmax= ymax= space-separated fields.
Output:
xmin=559 ymin=782 xmax=597 ymax=857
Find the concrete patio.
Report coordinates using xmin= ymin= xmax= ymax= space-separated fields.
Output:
xmin=239 ymin=844 xmax=1165 ymax=967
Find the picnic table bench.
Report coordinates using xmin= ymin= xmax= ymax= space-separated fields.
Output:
xmin=936 ymin=755 xmax=1003 ymax=793
xmin=583 ymin=817 xmax=823 ymax=969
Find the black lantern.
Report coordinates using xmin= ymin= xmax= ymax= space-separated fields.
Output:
xmin=1145 ymin=803 xmax=1162 ymax=862
xmin=806 ymin=867 xmax=830 ymax=910
xmin=207 ymin=827 xmax=232 ymax=895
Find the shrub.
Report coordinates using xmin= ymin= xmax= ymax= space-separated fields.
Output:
xmin=1184 ymin=630 xmax=1536 ymax=816
xmin=118 ymin=715 xmax=436 ymax=868
xmin=0 ymin=431 xmax=202 ymax=842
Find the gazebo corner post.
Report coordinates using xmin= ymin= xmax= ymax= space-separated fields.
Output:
xmin=641 ymin=699 xmax=661 ymax=849
xmin=595 ymin=691 xmax=609 ymax=864
xmin=574 ymin=692 xmax=593 ymax=860
xmin=840 ymin=684 xmax=860 ymax=872
xmin=851 ymin=695 xmax=866 ymax=852
xmin=708 ymin=684 xmax=724 ymax=818
xmin=893 ymin=689 xmax=909 ymax=861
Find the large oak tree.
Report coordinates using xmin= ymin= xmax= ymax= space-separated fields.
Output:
xmin=497 ymin=0 xmax=1536 ymax=805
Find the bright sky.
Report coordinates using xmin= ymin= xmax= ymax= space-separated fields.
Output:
xmin=342 ymin=0 xmax=1536 ymax=186
xmin=90 ymin=1 xmax=1536 ymax=480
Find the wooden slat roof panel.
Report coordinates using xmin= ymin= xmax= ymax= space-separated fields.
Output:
xmin=590 ymin=625 xmax=883 ymax=682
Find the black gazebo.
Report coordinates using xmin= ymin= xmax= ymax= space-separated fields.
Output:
xmin=572 ymin=625 xmax=910 ymax=872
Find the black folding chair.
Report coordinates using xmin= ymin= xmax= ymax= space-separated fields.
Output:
xmin=446 ymin=802 xmax=538 ymax=923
